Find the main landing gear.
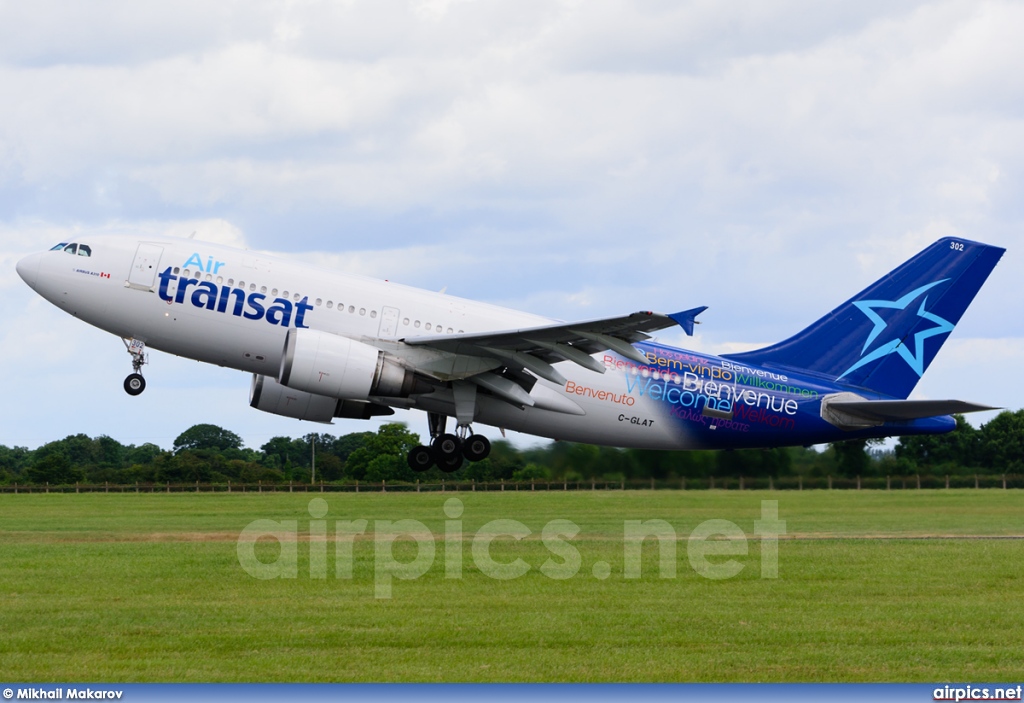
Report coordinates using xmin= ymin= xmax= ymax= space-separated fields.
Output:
xmin=406 ymin=412 xmax=492 ymax=474
xmin=122 ymin=338 xmax=148 ymax=396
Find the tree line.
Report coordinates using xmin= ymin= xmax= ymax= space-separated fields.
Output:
xmin=2 ymin=409 xmax=1023 ymax=486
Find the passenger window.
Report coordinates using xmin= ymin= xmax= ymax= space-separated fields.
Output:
xmin=425 ymin=323 xmax=432 ymax=331
xmin=359 ymin=308 xmax=366 ymax=316
xmin=316 ymin=298 xmax=323 ymax=306
xmin=63 ymin=243 xmax=78 ymax=254
xmin=78 ymin=245 xmax=92 ymax=257
xmin=370 ymin=310 xmax=377 ymax=318
xmin=414 ymin=321 xmax=421 ymax=328
xmin=348 ymin=306 xmax=355 ymax=313
xmin=403 ymin=318 xmax=409 ymax=326
xmin=327 ymin=301 xmax=333 ymax=309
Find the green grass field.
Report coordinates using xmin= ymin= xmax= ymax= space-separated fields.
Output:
xmin=1 ymin=490 xmax=1023 ymax=682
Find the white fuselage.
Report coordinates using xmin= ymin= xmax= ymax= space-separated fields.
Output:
xmin=18 ymin=235 xmax=693 ymax=449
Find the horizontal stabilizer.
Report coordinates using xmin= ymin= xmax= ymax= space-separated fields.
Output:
xmin=828 ymin=399 xmax=997 ymax=422
xmin=820 ymin=391 xmax=997 ymax=430
xmin=668 ymin=306 xmax=708 ymax=336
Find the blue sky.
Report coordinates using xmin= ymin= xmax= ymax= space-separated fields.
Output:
xmin=1 ymin=0 xmax=1021 ymax=451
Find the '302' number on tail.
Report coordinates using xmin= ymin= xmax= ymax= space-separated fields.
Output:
xmin=950 ymin=241 xmax=964 ymax=252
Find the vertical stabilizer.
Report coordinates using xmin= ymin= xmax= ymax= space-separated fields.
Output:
xmin=722 ymin=238 xmax=1004 ymax=398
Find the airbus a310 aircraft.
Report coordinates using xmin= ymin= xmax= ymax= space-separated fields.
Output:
xmin=17 ymin=235 xmax=1003 ymax=472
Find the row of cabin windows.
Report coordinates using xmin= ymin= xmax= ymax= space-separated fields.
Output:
xmin=45 ymin=252 xmax=464 ymax=334
xmin=50 ymin=243 xmax=92 ymax=257
xmin=170 ymin=266 xmax=463 ymax=334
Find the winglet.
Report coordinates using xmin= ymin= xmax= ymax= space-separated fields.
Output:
xmin=668 ymin=306 xmax=708 ymax=336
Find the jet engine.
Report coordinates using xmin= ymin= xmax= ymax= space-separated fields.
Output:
xmin=250 ymin=374 xmax=395 ymax=422
xmin=278 ymin=328 xmax=422 ymax=401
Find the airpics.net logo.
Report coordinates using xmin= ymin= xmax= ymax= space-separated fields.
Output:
xmin=934 ymin=685 xmax=1024 ymax=701
xmin=236 ymin=499 xmax=786 ymax=599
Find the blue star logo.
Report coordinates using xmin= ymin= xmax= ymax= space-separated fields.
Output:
xmin=838 ymin=279 xmax=955 ymax=380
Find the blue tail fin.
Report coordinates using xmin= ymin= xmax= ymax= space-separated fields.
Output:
xmin=722 ymin=237 xmax=1004 ymax=398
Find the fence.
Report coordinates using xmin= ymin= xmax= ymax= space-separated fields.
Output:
xmin=1 ymin=474 xmax=1022 ymax=494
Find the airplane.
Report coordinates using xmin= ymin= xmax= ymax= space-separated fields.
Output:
xmin=16 ymin=235 xmax=1003 ymax=472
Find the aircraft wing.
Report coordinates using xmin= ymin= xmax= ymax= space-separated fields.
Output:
xmin=401 ymin=307 xmax=707 ymax=387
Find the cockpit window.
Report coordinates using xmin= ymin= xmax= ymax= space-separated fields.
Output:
xmin=55 ymin=242 xmax=91 ymax=256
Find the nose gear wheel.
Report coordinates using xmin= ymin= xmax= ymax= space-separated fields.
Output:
xmin=124 ymin=374 xmax=146 ymax=396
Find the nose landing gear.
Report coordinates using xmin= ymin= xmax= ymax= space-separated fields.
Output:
xmin=122 ymin=338 xmax=148 ymax=396
xmin=405 ymin=412 xmax=493 ymax=473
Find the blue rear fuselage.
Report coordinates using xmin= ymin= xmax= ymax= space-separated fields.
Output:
xmin=625 ymin=341 xmax=954 ymax=450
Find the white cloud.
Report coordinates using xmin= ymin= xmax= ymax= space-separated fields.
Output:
xmin=1 ymin=0 xmax=1022 ymax=448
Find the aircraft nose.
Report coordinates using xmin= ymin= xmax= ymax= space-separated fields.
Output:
xmin=16 ymin=252 xmax=42 ymax=289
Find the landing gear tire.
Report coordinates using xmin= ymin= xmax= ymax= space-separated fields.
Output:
xmin=436 ymin=453 xmax=463 ymax=473
xmin=432 ymin=434 xmax=463 ymax=473
xmin=462 ymin=434 xmax=491 ymax=462
xmin=124 ymin=374 xmax=146 ymax=396
xmin=407 ymin=446 xmax=434 ymax=472
xmin=432 ymin=434 xmax=461 ymax=458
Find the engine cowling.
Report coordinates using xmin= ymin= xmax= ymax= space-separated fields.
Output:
xmin=250 ymin=374 xmax=339 ymax=423
xmin=278 ymin=328 xmax=419 ymax=401
xmin=250 ymin=374 xmax=397 ymax=422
